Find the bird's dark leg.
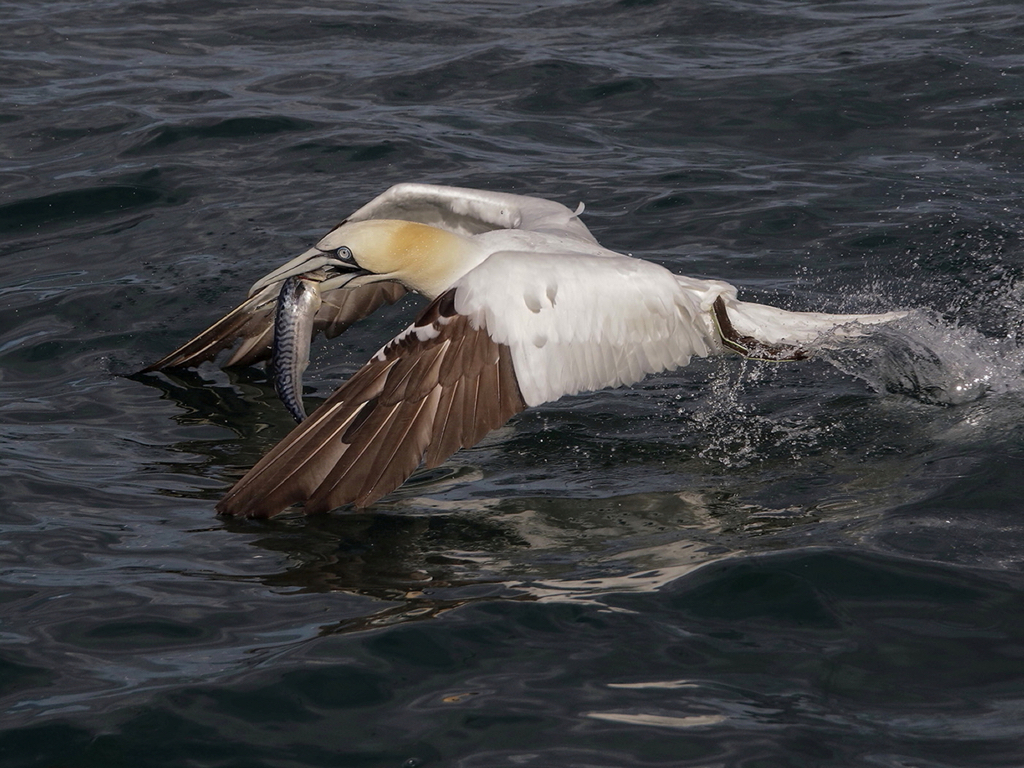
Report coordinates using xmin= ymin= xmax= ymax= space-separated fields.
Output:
xmin=712 ymin=296 xmax=809 ymax=362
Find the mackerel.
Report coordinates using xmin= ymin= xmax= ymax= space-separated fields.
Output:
xmin=272 ymin=271 xmax=325 ymax=422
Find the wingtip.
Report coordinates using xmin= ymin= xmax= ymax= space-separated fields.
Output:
xmin=214 ymin=494 xmax=280 ymax=519
xmin=137 ymin=351 xmax=183 ymax=375
xmin=137 ymin=357 xmax=188 ymax=375
xmin=214 ymin=493 xmax=351 ymax=519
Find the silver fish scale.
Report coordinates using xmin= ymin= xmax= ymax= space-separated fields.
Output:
xmin=272 ymin=274 xmax=324 ymax=423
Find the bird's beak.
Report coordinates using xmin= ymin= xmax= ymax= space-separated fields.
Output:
xmin=247 ymin=248 xmax=368 ymax=296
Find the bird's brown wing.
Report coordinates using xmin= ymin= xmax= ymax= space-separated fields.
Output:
xmin=141 ymin=283 xmax=279 ymax=372
xmin=141 ymin=280 xmax=407 ymax=371
xmin=314 ymin=280 xmax=406 ymax=340
xmin=215 ymin=289 xmax=526 ymax=518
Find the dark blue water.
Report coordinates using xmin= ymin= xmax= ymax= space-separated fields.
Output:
xmin=4 ymin=1 xmax=1024 ymax=765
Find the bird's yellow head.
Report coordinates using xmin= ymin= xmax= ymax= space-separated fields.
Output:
xmin=315 ymin=219 xmax=475 ymax=298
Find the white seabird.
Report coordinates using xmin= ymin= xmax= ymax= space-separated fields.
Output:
xmin=144 ymin=183 xmax=904 ymax=518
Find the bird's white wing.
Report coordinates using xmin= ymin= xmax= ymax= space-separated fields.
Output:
xmin=216 ymin=289 xmax=527 ymax=518
xmin=720 ymin=296 xmax=908 ymax=346
xmin=142 ymin=280 xmax=406 ymax=371
xmin=344 ymin=182 xmax=599 ymax=244
xmin=454 ymin=251 xmax=734 ymax=406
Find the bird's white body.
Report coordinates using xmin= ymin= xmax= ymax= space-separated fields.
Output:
xmin=144 ymin=183 xmax=906 ymax=517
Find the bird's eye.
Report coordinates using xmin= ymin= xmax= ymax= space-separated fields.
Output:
xmin=335 ymin=246 xmax=354 ymax=261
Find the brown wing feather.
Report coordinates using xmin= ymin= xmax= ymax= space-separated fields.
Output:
xmin=315 ymin=280 xmax=407 ymax=340
xmin=141 ymin=284 xmax=280 ymax=371
xmin=219 ymin=364 xmax=396 ymax=514
xmin=142 ymin=280 xmax=406 ymax=372
xmin=215 ymin=289 xmax=527 ymax=518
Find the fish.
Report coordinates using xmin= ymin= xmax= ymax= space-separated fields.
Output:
xmin=271 ymin=270 xmax=326 ymax=423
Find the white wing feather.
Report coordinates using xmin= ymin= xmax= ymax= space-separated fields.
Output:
xmin=453 ymin=252 xmax=735 ymax=406
xmin=452 ymin=250 xmax=905 ymax=407
xmin=345 ymin=183 xmax=598 ymax=244
xmin=721 ymin=297 xmax=907 ymax=345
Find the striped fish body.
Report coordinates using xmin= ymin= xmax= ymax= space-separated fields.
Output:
xmin=272 ymin=273 xmax=324 ymax=422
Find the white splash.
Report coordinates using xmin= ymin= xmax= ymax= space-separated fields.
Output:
xmin=813 ymin=309 xmax=1024 ymax=406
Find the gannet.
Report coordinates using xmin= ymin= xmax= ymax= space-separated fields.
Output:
xmin=143 ymin=183 xmax=904 ymax=518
